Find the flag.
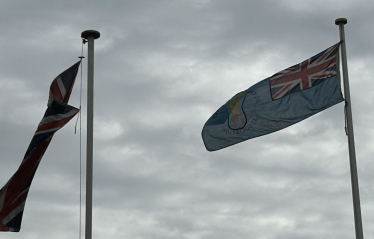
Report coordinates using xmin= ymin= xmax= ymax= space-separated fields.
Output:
xmin=0 ymin=61 xmax=81 ymax=232
xmin=202 ymin=43 xmax=344 ymax=151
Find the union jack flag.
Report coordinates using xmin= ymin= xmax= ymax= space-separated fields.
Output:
xmin=270 ymin=42 xmax=340 ymax=100
xmin=0 ymin=61 xmax=81 ymax=232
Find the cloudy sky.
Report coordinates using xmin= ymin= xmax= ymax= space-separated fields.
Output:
xmin=1 ymin=0 xmax=374 ymax=238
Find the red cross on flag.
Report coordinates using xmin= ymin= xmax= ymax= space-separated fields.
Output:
xmin=270 ymin=43 xmax=340 ymax=100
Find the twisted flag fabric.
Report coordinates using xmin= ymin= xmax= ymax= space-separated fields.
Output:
xmin=202 ymin=43 xmax=344 ymax=151
xmin=0 ymin=61 xmax=80 ymax=232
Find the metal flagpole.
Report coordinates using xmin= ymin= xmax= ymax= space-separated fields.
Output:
xmin=81 ymin=30 xmax=100 ymax=239
xmin=335 ymin=18 xmax=364 ymax=239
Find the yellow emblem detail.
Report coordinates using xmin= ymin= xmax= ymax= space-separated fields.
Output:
xmin=228 ymin=91 xmax=244 ymax=115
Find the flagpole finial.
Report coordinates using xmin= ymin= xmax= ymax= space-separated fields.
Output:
xmin=81 ymin=30 xmax=100 ymax=40
xmin=335 ymin=18 xmax=347 ymax=25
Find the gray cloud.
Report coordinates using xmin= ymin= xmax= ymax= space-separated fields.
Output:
xmin=0 ymin=0 xmax=373 ymax=239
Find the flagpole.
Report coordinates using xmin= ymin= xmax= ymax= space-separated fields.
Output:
xmin=81 ymin=30 xmax=100 ymax=239
xmin=335 ymin=18 xmax=364 ymax=239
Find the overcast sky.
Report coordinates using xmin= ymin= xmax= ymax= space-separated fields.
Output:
xmin=1 ymin=0 xmax=374 ymax=238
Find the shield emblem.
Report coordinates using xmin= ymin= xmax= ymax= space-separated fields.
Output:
xmin=226 ymin=91 xmax=247 ymax=130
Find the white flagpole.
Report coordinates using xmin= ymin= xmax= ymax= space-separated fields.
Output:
xmin=335 ymin=18 xmax=364 ymax=239
xmin=81 ymin=30 xmax=100 ymax=239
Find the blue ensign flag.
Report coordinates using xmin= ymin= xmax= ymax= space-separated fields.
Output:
xmin=202 ymin=43 xmax=344 ymax=151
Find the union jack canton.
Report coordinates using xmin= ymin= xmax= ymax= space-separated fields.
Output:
xmin=270 ymin=42 xmax=340 ymax=100
xmin=0 ymin=61 xmax=80 ymax=232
